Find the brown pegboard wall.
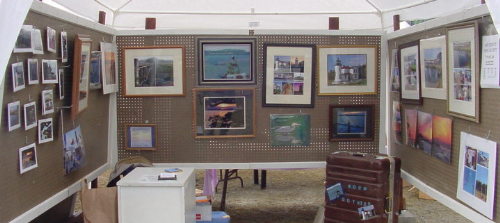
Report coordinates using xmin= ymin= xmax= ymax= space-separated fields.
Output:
xmin=0 ymin=11 xmax=112 ymax=222
xmin=388 ymin=17 xmax=500 ymax=221
xmin=116 ymin=34 xmax=381 ymax=163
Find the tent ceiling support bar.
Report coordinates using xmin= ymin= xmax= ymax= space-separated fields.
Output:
xmin=93 ymin=0 xmax=114 ymax=12
xmin=114 ymin=10 xmax=378 ymax=15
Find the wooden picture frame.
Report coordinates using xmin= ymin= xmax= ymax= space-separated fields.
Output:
xmin=193 ymin=88 xmax=255 ymax=139
xmin=329 ymin=104 xmax=375 ymax=141
xmin=447 ymin=22 xmax=480 ymax=122
xmin=71 ymin=35 xmax=92 ymax=120
xmin=263 ymin=44 xmax=315 ymax=107
xmin=197 ymin=37 xmax=256 ymax=85
xmin=317 ymin=45 xmax=377 ymax=95
xmin=122 ymin=46 xmax=185 ymax=97
xmin=100 ymin=42 xmax=119 ymax=94
xmin=399 ymin=41 xmax=422 ymax=104
xmin=125 ymin=124 xmax=157 ymax=150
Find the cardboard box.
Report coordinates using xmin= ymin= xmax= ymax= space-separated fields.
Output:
xmin=195 ymin=196 xmax=212 ymax=222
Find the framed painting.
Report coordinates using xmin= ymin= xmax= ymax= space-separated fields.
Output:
xmin=457 ymin=132 xmax=496 ymax=219
xmin=46 ymin=26 xmax=57 ymax=53
xmin=61 ymin=31 xmax=68 ymax=63
xmin=193 ymin=88 xmax=255 ymax=138
xmin=420 ymin=36 xmax=447 ymax=100
xmin=263 ymin=44 xmax=315 ymax=107
xmin=89 ymin=51 xmax=102 ymax=90
xmin=71 ymin=35 xmax=92 ymax=120
xmin=24 ymin=101 xmax=37 ymax=130
xmin=317 ymin=45 xmax=377 ymax=95
xmin=122 ymin=46 xmax=185 ymax=97
xmin=270 ymin=114 xmax=310 ymax=146
xmin=19 ymin=143 xmax=38 ymax=174
xmin=329 ymin=104 xmax=374 ymax=141
xmin=7 ymin=101 xmax=21 ymax=132
xmin=100 ymin=42 xmax=118 ymax=94
xmin=197 ymin=37 xmax=256 ymax=85
xmin=447 ymin=22 xmax=480 ymax=122
xmin=38 ymin=117 xmax=53 ymax=144
xmin=11 ymin=62 xmax=25 ymax=92
xmin=125 ymin=124 xmax=157 ymax=150
xmin=399 ymin=41 xmax=422 ymax=104
xmin=27 ymin=58 xmax=39 ymax=85
xmin=63 ymin=126 xmax=86 ymax=175
xmin=42 ymin=59 xmax=58 ymax=84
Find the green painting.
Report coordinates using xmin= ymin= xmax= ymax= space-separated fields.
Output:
xmin=270 ymin=114 xmax=310 ymax=146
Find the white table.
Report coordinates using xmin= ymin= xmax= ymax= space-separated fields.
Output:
xmin=117 ymin=167 xmax=196 ymax=223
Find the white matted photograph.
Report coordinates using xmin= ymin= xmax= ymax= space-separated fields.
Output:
xmin=32 ymin=28 xmax=44 ymax=55
xmin=399 ymin=41 xmax=421 ymax=104
xmin=27 ymin=58 xmax=39 ymax=85
xmin=42 ymin=59 xmax=58 ymax=84
xmin=38 ymin=118 xmax=54 ymax=144
xmin=100 ymin=42 xmax=119 ymax=94
xmin=46 ymin=26 xmax=57 ymax=53
xmin=58 ymin=69 xmax=65 ymax=100
xmin=420 ymin=36 xmax=447 ymax=100
xmin=19 ymin=143 xmax=38 ymax=174
xmin=457 ymin=132 xmax=497 ymax=219
xmin=61 ymin=31 xmax=68 ymax=63
xmin=24 ymin=101 xmax=37 ymax=130
xmin=11 ymin=62 xmax=26 ymax=92
xmin=8 ymin=101 xmax=21 ymax=132
xmin=41 ymin=89 xmax=54 ymax=115
xmin=14 ymin=25 xmax=33 ymax=53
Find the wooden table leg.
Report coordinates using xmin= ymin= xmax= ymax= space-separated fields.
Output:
xmin=220 ymin=169 xmax=230 ymax=211
xmin=261 ymin=170 xmax=267 ymax=189
xmin=253 ymin=169 xmax=259 ymax=184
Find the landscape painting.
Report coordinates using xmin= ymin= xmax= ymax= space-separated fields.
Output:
xmin=270 ymin=114 xmax=310 ymax=146
xmin=329 ymin=104 xmax=374 ymax=141
xmin=204 ymin=96 xmax=246 ymax=130
xmin=326 ymin=54 xmax=367 ymax=86
xmin=273 ymin=55 xmax=304 ymax=95
xmin=432 ymin=115 xmax=452 ymax=163
xmin=337 ymin=110 xmax=367 ymax=135
xmin=126 ymin=124 xmax=156 ymax=150
xmin=134 ymin=56 xmax=174 ymax=87
xmin=202 ymin=43 xmax=251 ymax=81
xmin=423 ymin=48 xmax=443 ymax=88
xmin=405 ymin=109 xmax=417 ymax=148
xmin=63 ymin=126 xmax=86 ymax=175
xmin=417 ymin=111 xmax=433 ymax=154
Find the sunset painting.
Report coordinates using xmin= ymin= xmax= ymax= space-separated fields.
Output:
xmin=432 ymin=115 xmax=452 ymax=163
xmin=417 ymin=111 xmax=433 ymax=154
xmin=405 ymin=109 xmax=417 ymax=148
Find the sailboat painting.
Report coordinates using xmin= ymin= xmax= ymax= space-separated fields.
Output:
xmin=329 ymin=104 xmax=374 ymax=141
xmin=270 ymin=114 xmax=310 ymax=146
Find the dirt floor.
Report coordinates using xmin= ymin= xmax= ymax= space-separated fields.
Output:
xmin=77 ymin=168 xmax=472 ymax=223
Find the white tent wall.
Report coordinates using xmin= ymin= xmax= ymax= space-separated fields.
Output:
xmin=486 ymin=0 xmax=500 ymax=34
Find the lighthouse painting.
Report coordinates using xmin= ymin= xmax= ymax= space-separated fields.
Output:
xmin=326 ymin=54 xmax=367 ymax=86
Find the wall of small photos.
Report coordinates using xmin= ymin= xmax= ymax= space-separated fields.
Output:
xmin=0 ymin=11 xmax=112 ymax=222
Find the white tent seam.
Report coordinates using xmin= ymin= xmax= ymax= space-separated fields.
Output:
xmin=113 ymin=11 xmax=379 ymax=15
xmin=93 ymin=0 xmax=114 ymax=12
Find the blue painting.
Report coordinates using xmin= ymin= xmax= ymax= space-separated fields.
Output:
xmin=463 ymin=166 xmax=476 ymax=195
xmin=475 ymin=165 xmax=488 ymax=201
xmin=63 ymin=126 xmax=86 ymax=175
xmin=270 ymin=114 xmax=310 ymax=146
xmin=337 ymin=111 xmax=367 ymax=135
xmin=89 ymin=51 xmax=102 ymax=89
xmin=203 ymin=44 xmax=251 ymax=81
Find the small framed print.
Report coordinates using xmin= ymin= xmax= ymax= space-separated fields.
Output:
xmin=19 ymin=143 xmax=38 ymax=174
xmin=38 ymin=118 xmax=53 ymax=144
xmin=193 ymin=88 xmax=255 ymax=138
xmin=126 ymin=124 xmax=157 ymax=150
xmin=89 ymin=51 xmax=102 ymax=90
xmin=14 ymin=25 xmax=33 ymax=53
xmin=71 ymin=35 xmax=92 ymax=120
xmin=270 ymin=114 xmax=310 ymax=146
xmin=399 ymin=41 xmax=422 ymax=104
xmin=447 ymin=22 xmax=480 ymax=122
xmin=63 ymin=126 xmax=86 ymax=174
xmin=61 ymin=31 xmax=68 ymax=63
xmin=32 ymin=28 xmax=44 ymax=55
xmin=27 ymin=58 xmax=39 ymax=85
xmin=24 ymin=101 xmax=37 ymax=130
xmin=197 ymin=37 xmax=256 ymax=85
xmin=58 ymin=69 xmax=65 ymax=100
xmin=122 ymin=46 xmax=185 ymax=96
xmin=263 ymin=44 xmax=315 ymax=107
xmin=329 ymin=104 xmax=375 ymax=141
xmin=41 ymin=89 xmax=54 ymax=115
xmin=46 ymin=26 xmax=57 ymax=53
xmin=317 ymin=45 xmax=377 ymax=95
xmin=42 ymin=59 xmax=58 ymax=84
xmin=7 ymin=101 xmax=21 ymax=132
xmin=420 ymin=36 xmax=447 ymax=100
xmin=100 ymin=42 xmax=118 ymax=94
xmin=11 ymin=62 xmax=26 ymax=92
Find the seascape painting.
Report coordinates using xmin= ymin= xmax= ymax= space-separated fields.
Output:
xmin=204 ymin=96 xmax=246 ymax=130
xmin=336 ymin=110 xmax=367 ymax=135
xmin=405 ymin=109 xmax=417 ymax=148
xmin=423 ymin=48 xmax=443 ymax=88
xmin=203 ymin=44 xmax=251 ymax=81
xmin=417 ymin=111 xmax=433 ymax=154
xmin=431 ymin=115 xmax=452 ymax=163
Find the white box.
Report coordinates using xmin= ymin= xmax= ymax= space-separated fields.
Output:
xmin=195 ymin=201 xmax=212 ymax=221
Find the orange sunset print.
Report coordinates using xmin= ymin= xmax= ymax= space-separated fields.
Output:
xmin=417 ymin=111 xmax=433 ymax=154
xmin=405 ymin=109 xmax=417 ymax=148
xmin=432 ymin=115 xmax=452 ymax=163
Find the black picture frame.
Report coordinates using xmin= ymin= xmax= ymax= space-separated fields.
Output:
xmin=329 ymin=104 xmax=375 ymax=141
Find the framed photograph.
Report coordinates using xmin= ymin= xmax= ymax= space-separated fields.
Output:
xmin=38 ymin=117 xmax=53 ymax=144
xmin=7 ymin=101 xmax=21 ymax=132
xmin=404 ymin=109 xmax=417 ymax=148
xmin=392 ymin=100 xmax=402 ymax=144
xmin=122 ymin=46 xmax=185 ymax=96
xmin=263 ymin=44 xmax=314 ymax=107
xmin=270 ymin=114 xmax=310 ymax=146
xmin=125 ymin=124 xmax=157 ymax=150
xmin=63 ymin=126 xmax=86 ymax=175
xmin=27 ymin=58 xmax=39 ymax=85
xmin=197 ymin=37 xmax=256 ymax=85
xmin=317 ymin=45 xmax=377 ymax=95
xmin=457 ymin=132 xmax=497 ymax=219
xmin=89 ymin=51 xmax=102 ymax=89
xmin=71 ymin=35 xmax=92 ymax=120
xmin=420 ymin=36 xmax=447 ymax=99
xmin=58 ymin=69 xmax=65 ymax=100
xmin=416 ymin=111 xmax=432 ymax=154
xmin=447 ymin=22 xmax=480 ymax=122
xmin=100 ymin=42 xmax=118 ymax=94
xmin=24 ymin=101 xmax=37 ymax=130
xmin=42 ymin=59 xmax=58 ymax=84
xmin=432 ymin=115 xmax=452 ymax=164
xmin=19 ymin=143 xmax=38 ymax=174
xmin=11 ymin=62 xmax=26 ymax=92
xmin=399 ymin=41 xmax=421 ymax=104
xmin=14 ymin=25 xmax=33 ymax=53
xmin=329 ymin=104 xmax=374 ymax=141
xmin=61 ymin=31 xmax=68 ymax=63
xmin=390 ymin=49 xmax=400 ymax=92
xmin=32 ymin=28 xmax=44 ymax=55
xmin=41 ymin=89 xmax=54 ymax=115
xmin=46 ymin=26 xmax=56 ymax=53
xmin=193 ymin=88 xmax=255 ymax=138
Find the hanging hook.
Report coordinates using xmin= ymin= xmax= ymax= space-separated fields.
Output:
xmin=486 ymin=130 xmax=491 ymax=139
xmin=25 ymin=136 xmax=28 ymax=145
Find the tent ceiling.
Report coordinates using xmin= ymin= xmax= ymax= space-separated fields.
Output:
xmin=47 ymin=0 xmax=480 ymax=30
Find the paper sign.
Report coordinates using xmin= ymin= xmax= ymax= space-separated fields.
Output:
xmin=480 ymin=35 xmax=500 ymax=88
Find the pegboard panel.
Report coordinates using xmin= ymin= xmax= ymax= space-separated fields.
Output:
xmin=116 ymin=34 xmax=381 ymax=163
xmin=388 ymin=17 xmax=500 ymax=221
xmin=0 ymin=11 xmax=112 ymax=222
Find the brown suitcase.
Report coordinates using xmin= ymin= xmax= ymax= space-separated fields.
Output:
xmin=325 ymin=152 xmax=402 ymax=223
